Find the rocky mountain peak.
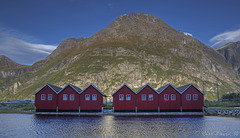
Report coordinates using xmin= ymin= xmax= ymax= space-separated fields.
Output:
xmin=217 ymin=41 xmax=240 ymax=74
xmin=107 ymin=13 xmax=167 ymax=29
xmin=0 ymin=55 xmax=23 ymax=70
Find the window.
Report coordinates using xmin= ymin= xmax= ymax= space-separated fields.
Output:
xmin=164 ymin=94 xmax=169 ymax=101
xmin=70 ymin=94 xmax=74 ymax=101
xmin=63 ymin=94 xmax=68 ymax=101
xmin=41 ymin=94 xmax=46 ymax=100
xmin=119 ymin=94 xmax=124 ymax=101
xmin=48 ymin=94 xmax=52 ymax=100
xmin=186 ymin=94 xmax=191 ymax=100
xmin=142 ymin=94 xmax=146 ymax=101
xmin=171 ymin=94 xmax=176 ymax=101
xmin=85 ymin=94 xmax=90 ymax=101
xmin=126 ymin=94 xmax=131 ymax=101
xmin=149 ymin=94 xmax=153 ymax=101
xmin=92 ymin=94 xmax=97 ymax=101
xmin=193 ymin=94 xmax=198 ymax=100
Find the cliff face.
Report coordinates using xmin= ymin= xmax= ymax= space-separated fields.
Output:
xmin=0 ymin=13 xmax=239 ymax=101
xmin=217 ymin=41 xmax=240 ymax=75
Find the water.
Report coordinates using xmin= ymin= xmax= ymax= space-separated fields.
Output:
xmin=0 ymin=114 xmax=240 ymax=137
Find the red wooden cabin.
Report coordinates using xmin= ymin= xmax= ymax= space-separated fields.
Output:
xmin=58 ymin=84 xmax=82 ymax=112
xmin=177 ymin=84 xmax=204 ymax=112
xmin=34 ymin=83 xmax=62 ymax=112
xmin=112 ymin=84 xmax=136 ymax=112
xmin=79 ymin=84 xmax=106 ymax=112
xmin=157 ymin=84 xmax=181 ymax=112
xmin=136 ymin=84 xmax=159 ymax=112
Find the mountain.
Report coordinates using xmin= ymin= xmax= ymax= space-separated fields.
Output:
xmin=0 ymin=13 xmax=239 ymax=101
xmin=0 ymin=55 xmax=23 ymax=70
xmin=216 ymin=41 xmax=240 ymax=75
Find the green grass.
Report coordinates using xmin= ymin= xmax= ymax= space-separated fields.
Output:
xmin=0 ymin=103 xmax=35 ymax=113
xmin=205 ymin=101 xmax=239 ymax=108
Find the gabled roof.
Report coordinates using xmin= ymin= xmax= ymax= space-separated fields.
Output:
xmin=34 ymin=83 xmax=62 ymax=95
xmin=177 ymin=83 xmax=205 ymax=95
xmin=80 ymin=84 xmax=106 ymax=97
xmin=157 ymin=83 xmax=181 ymax=94
xmin=136 ymin=84 xmax=158 ymax=94
xmin=58 ymin=84 xmax=82 ymax=94
xmin=112 ymin=84 xmax=136 ymax=96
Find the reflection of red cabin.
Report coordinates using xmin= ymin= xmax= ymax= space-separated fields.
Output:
xmin=136 ymin=84 xmax=159 ymax=112
xmin=157 ymin=84 xmax=181 ymax=112
xmin=177 ymin=84 xmax=204 ymax=112
xmin=34 ymin=84 xmax=62 ymax=112
xmin=79 ymin=84 xmax=106 ymax=112
xmin=58 ymin=84 xmax=82 ymax=112
xmin=112 ymin=84 xmax=136 ymax=112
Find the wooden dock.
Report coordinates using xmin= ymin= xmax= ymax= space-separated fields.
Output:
xmin=35 ymin=112 xmax=204 ymax=116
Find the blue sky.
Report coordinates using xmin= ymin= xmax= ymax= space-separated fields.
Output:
xmin=0 ymin=0 xmax=240 ymax=65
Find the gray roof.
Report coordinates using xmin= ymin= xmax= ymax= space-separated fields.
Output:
xmin=70 ymin=84 xmax=82 ymax=92
xmin=80 ymin=84 xmax=106 ymax=97
xmin=34 ymin=83 xmax=62 ymax=95
xmin=176 ymin=84 xmax=191 ymax=93
xmin=47 ymin=84 xmax=62 ymax=92
xmin=156 ymin=84 xmax=169 ymax=92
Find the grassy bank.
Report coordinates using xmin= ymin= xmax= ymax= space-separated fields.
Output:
xmin=0 ymin=103 xmax=35 ymax=113
xmin=205 ymin=101 xmax=240 ymax=109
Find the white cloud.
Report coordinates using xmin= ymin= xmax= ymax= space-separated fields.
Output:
xmin=210 ymin=28 xmax=240 ymax=48
xmin=0 ymin=28 xmax=57 ymax=65
xmin=183 ymin=32 xmax=193 ymax=37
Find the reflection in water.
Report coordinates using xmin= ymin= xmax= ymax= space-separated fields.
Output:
xmin=0 ymin=114 xmax=240 ymax=137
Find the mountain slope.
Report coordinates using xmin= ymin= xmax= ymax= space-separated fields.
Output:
xmin=0 ymin=13 xmax=239 ymax=101
xmin=216 ymin=41 xmax=240 ymax=75
xmin=0 ymin=55 xmax=24 ymax=70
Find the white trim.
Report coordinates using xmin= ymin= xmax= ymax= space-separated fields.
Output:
xmin=186 ymin=94 xmax=191 ymax=100
xmin=126 ymin=94 xmax=131 ymax=101
xmin=112 ymin=84 xmax=136 ymax=96
xmin=158 ymin=83 xmax=181 ymax=94
xmin=63 ymin=94 xmax=68 ymax=101
xmin=119 ymin=94 xmax=124 ymax=101
xmin=136 ymin=84 xmax=158 ymax=94
xmin=48 ymin=94 xmax=52 ymax=101
xmin=180 ymin=84 xmax=205 ymax=95
xmin=142 ymin=94 xmax=146 ymax=101
xmin=193 ymin=94 xmax=198 ymax=100
xmin=85 ymin=94 xmax=90 ymax=101
xmin=171 ymin=94 xmax=176 ymax=101
xmin=34 ymin=83 xmax=60 ymax=95
xmin=148 ymin=94 xmax=153 ymax=101
xmin=41 ymin=94 xmax=46 ymax=100
xmin=92 ymin=94 xmax=97 ymax=101
xmin=70 ymin=94 xmax=75 ymax=101
xmin=58 ymin=84 xmax=81 ymax=94
xmin=164 ymin=94 xmax=169 ymax=101
xmin=80 ymin=84 xmax=106 ymax=96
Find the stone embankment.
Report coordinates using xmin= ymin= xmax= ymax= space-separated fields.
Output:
xmin=205 ymin=108 xmax=240 ymax=117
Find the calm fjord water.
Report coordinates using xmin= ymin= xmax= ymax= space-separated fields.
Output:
xmin=0 ymin=114 xmax=240 ymax=137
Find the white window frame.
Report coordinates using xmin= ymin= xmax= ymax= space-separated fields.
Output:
xmin=171 ymin=94 xmax=176 ymax=101
xmin=193 ymin=94 xmax=198 ymax=100
xmin=41 ymin=94 xmax=46 ymax=100
xmin=149 ymin=94 xmax=153 ymax=101
xmin=70 ymin=94 xmax=74 ymax=101
xmin=164 ymin=94 xmax=169 ymax=101
xmin=142 ymin=94 xmax=146 ymax=101
xmin=85 ymin=94 xmax=90 ymax=101
xmin=63 ymin=94 xmax=68 ymax=101
xmin=126 ymin=94 xmax=131 ymax=101
xmin=92 ymin=94 xmax=97 ymax=101
xmin=186 ymin=94 xmax=191 ymax=100
xmin=119 ymin=94 xmax=124 ymax=101
xmin=48 ymin=94 xmax=52 ymax=101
